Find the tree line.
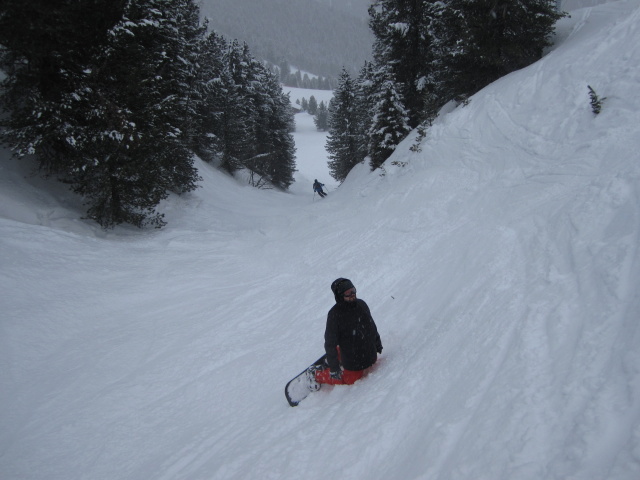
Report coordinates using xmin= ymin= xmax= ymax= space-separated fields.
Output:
xmin=324 ymin=0 xmax=565 ymax=182
xmin=274 ymin=62 xmax=337 ymax=91
xmin=0 ymin=0 xmax=296 ymax=228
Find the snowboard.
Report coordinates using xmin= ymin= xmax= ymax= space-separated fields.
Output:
xmin=285 ymin=354 xmax=327 ymax=407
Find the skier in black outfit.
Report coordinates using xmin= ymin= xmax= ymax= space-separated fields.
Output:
xmin=313 ymin=179 xmax=327 ymax=198
xmin=313 ymin=278 xmax=383 ymax=385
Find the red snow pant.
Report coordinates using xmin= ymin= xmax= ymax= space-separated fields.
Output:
xmin=314 ymin=346 xmax=367 ymax=385
xmin=314 ymin=367 xmax=364 ymax=385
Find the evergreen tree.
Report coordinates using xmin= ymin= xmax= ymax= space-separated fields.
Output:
xmin=368 ymin=0 xmax=439 ymax=128
xmin=70 ymin=0 xmax=204 ymax=227
xmin=165 ymin=0 xmax=208 ymax=150
xmin=189 ymin=31 xmax=231 ymax=164
xmin=0 ymin=0 xmax=126 ymax=171
xmin=1 ymin=0 xmax=302 ymax=227
xmin=1 ymin=0 xmax=204 ymax=228
xmin=287 ymin=72 xmax=299 ymax=87
xmin=314 ymin=101 xmax=329 ymax=131
xmin=354 ymin=61 xmax=380 ymax=161
xmin=243 ymin=54 xmax=296 ymax=190
xmin=278 ymin=59 xmax=290 ymax=83
xmin=260 ymin=71 xmax=297 ymax=190
xmin=368 ymin=69 xmax=411 ymax=170
xmin=221 ymin=42 xmax=296 ymax=189
xmin=302 ymin=73 xmax=311 ymax=89
xmin=435 ymin=0 xmax=564 ymax=102
xmin=225 ymin=40 xmax=259 ymax=172
xmin=326 ymin=69 xmax=361 ymax=182
xmin=367 ymin=0 xmax=564 ymax=140
xmin=308 ymin=95 xmax=318 ymax=115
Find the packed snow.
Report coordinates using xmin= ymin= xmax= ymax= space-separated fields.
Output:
xmin=1 ymin=1 xmax=640 ymax=479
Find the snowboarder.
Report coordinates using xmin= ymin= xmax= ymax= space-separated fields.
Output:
xmin=312 ymin=278 xmax=383 ymax=386
xmin=313 ymin=179 xmax=327 ymax=198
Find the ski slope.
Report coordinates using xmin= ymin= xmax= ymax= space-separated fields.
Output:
xmin=1 ymin=1 xmax=640 ymax=479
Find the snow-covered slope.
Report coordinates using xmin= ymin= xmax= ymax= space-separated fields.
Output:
xmin=1 ymin=1 xmax=639 ymax=479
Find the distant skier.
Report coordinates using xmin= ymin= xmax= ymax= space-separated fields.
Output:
xmin=313 ymin=179 xmax=327 ymax=198
xmin=312 ymin=278 xmax=382 ymax=386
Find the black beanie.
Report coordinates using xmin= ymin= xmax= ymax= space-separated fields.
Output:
xmin=331 ymin=278 xmax=354 ymax=301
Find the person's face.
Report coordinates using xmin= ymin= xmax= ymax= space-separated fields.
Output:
xmin=343 ymin=288 xmax=356 ymax=302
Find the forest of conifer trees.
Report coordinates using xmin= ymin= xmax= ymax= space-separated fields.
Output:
xmin=324 ymin=0 xmax=565 ymax=181
xmin=0 ymin=0 xmax=296 ymax=228
xmin=0 ymin=0 xmax=566 ymax=225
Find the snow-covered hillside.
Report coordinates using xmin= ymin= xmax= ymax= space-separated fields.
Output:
xmin=1 ymin=1 xmax=639 ymax=479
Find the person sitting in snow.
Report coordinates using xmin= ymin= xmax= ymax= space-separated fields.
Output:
xmin=312 ymin=278 xmax=382 ymax=386
xmin=313 ymin=179 xmax=327 ymax=198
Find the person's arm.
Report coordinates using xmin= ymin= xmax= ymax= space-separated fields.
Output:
xmin=324 ymin=312 xmax=340 ymax=372
xmin=361 ymin=300 xmax=383 ymax=353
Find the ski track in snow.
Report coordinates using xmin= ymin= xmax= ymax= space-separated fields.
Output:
xmin=2 ymin=2 xmax=640 ymax=479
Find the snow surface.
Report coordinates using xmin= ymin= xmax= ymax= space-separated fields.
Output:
xmin=2 ymin=2 xmax=640 ymax=479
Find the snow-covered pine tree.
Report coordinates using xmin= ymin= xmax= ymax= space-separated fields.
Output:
xmin=368 ymin=0 xmax=439 ymax=129
xmin=0 ymin=0 xmax=301 ymax=225
xmin=355 ymin=60 xmax=379 ymax=162
xmin=259 ymin=71 xmax=297 ymax=190
xmin=436 ymin=0 xmax=564 ymax=102
xmin=326 ymin=69 xmax=361 ymax=182
xmin=220 ymin=42 xmax=296 ymax=190
xmin=166 ymin=0 xmax=208 ymax=157
xmin=302 ymin=73 xmax=311 ymax=89
xmin=368 ymin=68 xmax=411 ymax=170
xmin=0 ymin=0 xmax=126 ymax=175
xmin=314 ymin=101 xmax=329 ymax=131
xmin=72 ymin=0 xmax=203 ymax=228
xmin=146 ymin=0 xmax=204 ymax=193
xmin=587 ymin=85 xmax=605 ymax=115
xmin=1 ymin=0 xmax=205 ymax=228
xmin=244 ymin=55 xmax=296 ymax=190
xmin=189 ymin=31 xmax=232 ymax=164
xmin=224 ymin=40 xmax=260 ymax=173
xmin=278 ymin=59 xmax=291 ymax=84
xmin=308 ymin=96 xmax=318 ymax=115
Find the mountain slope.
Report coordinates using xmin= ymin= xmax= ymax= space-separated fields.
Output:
xmin=1 ymin=1 xmax=639 ymax=479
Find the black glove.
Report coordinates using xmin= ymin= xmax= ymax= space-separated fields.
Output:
xmin=377 ymin=342 xmax=383 ymax=354
xmin=330 ymin=369 xmax=342 ymax=380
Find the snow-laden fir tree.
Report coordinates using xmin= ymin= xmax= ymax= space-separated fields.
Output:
xmin=225 ymin=40 xmax=261 ymax=170
xmin=189 ymin=31 xmax=232 ymax=164
xmin=314 ymin=101 xmax=329 ymax=131
xmin=355 ymin=61 xmax=380 ymax=162
xmin=368 ymin=0 xmax=564 ymax=135
xmin=0 ymin=0 xmax=204 ymax=228
xmin=308 ymin=96 xmax=318 ymax=115
xmin=0 ymin=0 xmax=298 ymax=227
xmin=0 ymin=0 xmax=126 ymax=176
xmin=326 ymin=69 xmax=362 ymax=182
xmin=433 ymin=0 xmax=565 ymax=105
xmin=368 ymin=69 xmax=411 ymax=171
xmin=368 ymin=0 xmax=439 ymax=129
xmin=233 ymin=44 xmax=296 ymax=189
xmin=70 ymin=0 xmax=203 ymax=228
xmin=247 ymin=60 xmax=296 ymax=190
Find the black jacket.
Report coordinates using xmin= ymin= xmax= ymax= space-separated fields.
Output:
xmin=324 ymin=298 xmax=382 ymax=372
